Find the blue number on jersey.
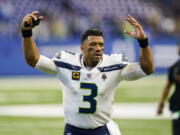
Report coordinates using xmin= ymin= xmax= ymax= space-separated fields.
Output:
xmin=79 ymin=83 xmax=97 ymax=114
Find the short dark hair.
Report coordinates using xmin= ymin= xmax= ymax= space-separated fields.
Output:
xmin=81 ymin=29 xmax=103 ymax=44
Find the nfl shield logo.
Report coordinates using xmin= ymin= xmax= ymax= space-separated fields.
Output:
xmin=87 ymin=73 xmax=91 ymax=78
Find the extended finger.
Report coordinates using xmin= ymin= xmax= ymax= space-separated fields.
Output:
xmin=126 ymin=18 xmax=136 ymax=25
xmin=31 ymin=11 xmax=39 ymax=16
xmin=126 ymin=16 xmax=137 ymax=25
xmin=127 ymin=15 xmax=142 ymax=27
xmin=38 ymin=16 xmax=44 ymax=20
xmin=127 ymin=15 xmax=139 ymax=24
xmin=131 ymin=22 xmax=141 ymax=28
xmin=127 ymin=19 xmax=139 ymax=27
xmin=30 ymin=14 xmax=38 ymax=21
xmin=126 ymin=16 xmax=138 ymax=24
xmin=31 ymin=11 xmax=44 ymax=21
xmin=127 ymin=18 xmax=141 ymax=29
xmin=127 ymin=15 xmax=137 ymax=23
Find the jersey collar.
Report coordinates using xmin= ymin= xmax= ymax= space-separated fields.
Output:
xmin=80 ymin=54 xmax=103 ymax=71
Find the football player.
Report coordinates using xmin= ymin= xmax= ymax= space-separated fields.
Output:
xmin=21 ymin=11 xmax=154 ymax=135
xmin=157 ymin=41 xmax=180 ymax=135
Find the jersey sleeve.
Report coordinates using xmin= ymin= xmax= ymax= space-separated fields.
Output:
xmin=110 ymin=53 xmax=147 ymax=80
xmin=120 ymin=62 xmax=147 ymax=81
xmin=106 ymin=53 xmax=129 ymax=65
xmin=35 ymin=55 xmax=58 ymax=74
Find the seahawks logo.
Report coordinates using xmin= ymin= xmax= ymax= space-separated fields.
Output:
xmin=55 ymin=51 xmax=61 ymax=59
xmin=122 ymin=54 xmax=128 ymax=62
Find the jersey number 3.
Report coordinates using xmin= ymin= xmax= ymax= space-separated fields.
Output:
xmin=79 ymin=83 xmax=97 ymax=114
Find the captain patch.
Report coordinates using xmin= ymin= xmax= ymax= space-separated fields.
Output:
xmin=72 ymin=72 xmax=80 ymax=80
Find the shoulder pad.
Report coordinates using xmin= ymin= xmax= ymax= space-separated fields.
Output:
xmin=55 ymin=51 xmax=61 ymax=59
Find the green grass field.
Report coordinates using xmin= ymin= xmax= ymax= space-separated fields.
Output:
xmin=0 ymin=116 xmax=171 ymax=135
xmin=0 ymin=75 xmax=169 ymax=105
xmin=0 ymin=75 xmax=172 ymax=135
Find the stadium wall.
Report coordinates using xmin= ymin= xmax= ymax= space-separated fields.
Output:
xmin=0 ymin=37 xmax=178 ymax=76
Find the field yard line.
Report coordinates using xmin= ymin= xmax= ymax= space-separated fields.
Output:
xmin=0 ymin=103 xmax=171 ymax=119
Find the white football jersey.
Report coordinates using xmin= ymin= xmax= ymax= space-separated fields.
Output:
xmin=35 ymin=50 xmax=146 ymax=129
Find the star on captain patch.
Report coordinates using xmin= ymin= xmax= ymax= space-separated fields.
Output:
xmin=102 ymin=73 xmax=107 ymax=81
xmin=72 ymin=72 xmax=80 ymax=80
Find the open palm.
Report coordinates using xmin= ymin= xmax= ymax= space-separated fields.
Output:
xmin=124 ymin=15 xmax=147 ymax=40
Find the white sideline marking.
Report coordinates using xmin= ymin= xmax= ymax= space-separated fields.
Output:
xmin=0 ymin=103 xmax=171 ymax=119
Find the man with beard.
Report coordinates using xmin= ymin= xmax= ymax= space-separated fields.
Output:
xmin=21 ymin=11 xmax=154 ymax=135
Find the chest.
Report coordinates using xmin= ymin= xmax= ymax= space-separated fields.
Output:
xmin=58 ymin=67 xmax=120 ymax=90
xmin=63 ymin=68 xmax=115 ymax=82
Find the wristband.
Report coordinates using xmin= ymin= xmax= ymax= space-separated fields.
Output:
xmin=22 ymin=29 xmax=32 ymax=38
xmin=22 ymin=19 xmax=40 ymax=38
xmin=23 ymin=19 xmax=40 ymax=27
xmin=137 ymin=38 xmax=149 ymax=48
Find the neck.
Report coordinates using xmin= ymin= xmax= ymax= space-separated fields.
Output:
xmin=83 ymin=56 xmax=99 ymax=68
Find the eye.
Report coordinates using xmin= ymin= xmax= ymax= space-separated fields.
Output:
xmin=89 ymin=42 xmax=104 ymax=47
xmin=99 ymin=43 xmax=104 ymax=47
xmin=89 ymin=42 xmax=97 ymax=46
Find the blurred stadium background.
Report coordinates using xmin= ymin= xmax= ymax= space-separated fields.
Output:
xmin=0 ymin=0 xmax=180 ymax=134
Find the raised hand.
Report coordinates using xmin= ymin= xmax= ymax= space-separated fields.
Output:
xmin=22 ymin=11 xmax=44 ymax=30
xmin=124 ymin=15 xmax=147 ymax=40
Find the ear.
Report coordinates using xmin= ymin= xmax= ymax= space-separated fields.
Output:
xmin=80 ymin=45 xmax=84 ymax=52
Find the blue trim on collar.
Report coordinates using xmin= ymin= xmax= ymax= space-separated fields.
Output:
xmin=54 ymin=61 xmax=82 ymax=71
xmin=98 ymin=64 xmax=127 ymax=72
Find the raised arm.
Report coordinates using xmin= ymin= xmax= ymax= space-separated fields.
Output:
xmin=124 ymin=15 xmax=154 ymax=75
xmin=21 ymin=11 xmax=44 ymax=67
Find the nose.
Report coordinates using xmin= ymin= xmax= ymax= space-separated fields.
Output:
xmin=95 ymin=44 xmax=102 ymax=51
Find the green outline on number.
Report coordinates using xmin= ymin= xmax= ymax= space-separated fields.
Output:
xmin=78 ymin=82 xmax=98 ymax=114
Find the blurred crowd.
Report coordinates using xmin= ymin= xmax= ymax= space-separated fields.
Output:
xmin=0 ymin=0 xmax=180 ymax=40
